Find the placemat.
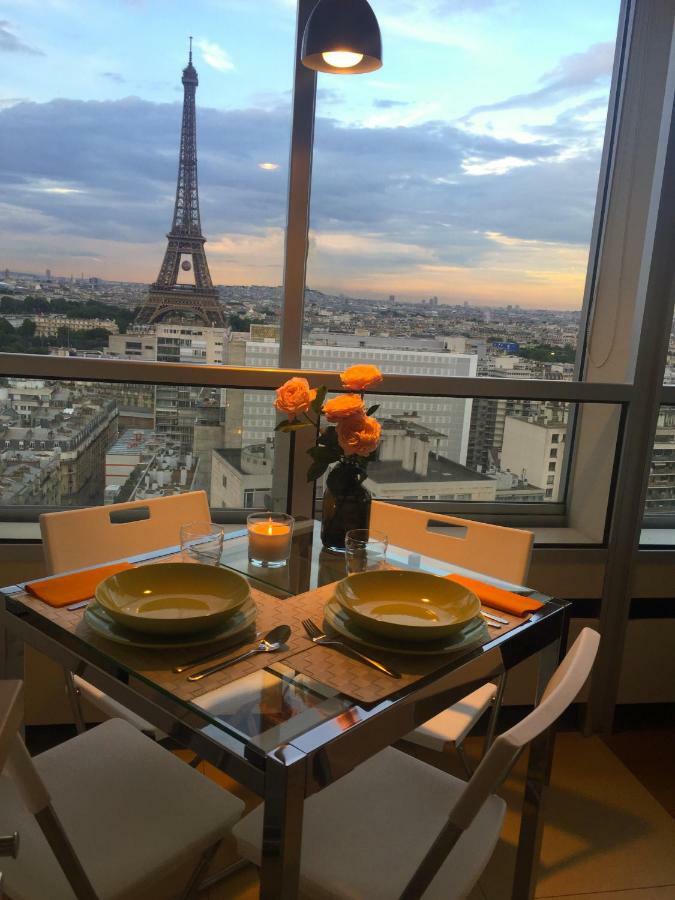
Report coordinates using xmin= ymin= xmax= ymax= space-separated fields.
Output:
xmin=10 ymin=566 xmax=529 ymax=706
xmin=276 ymin=582 xmax=527 ymax=704
xmin=9 ymin=582 xmax=314 ymax=702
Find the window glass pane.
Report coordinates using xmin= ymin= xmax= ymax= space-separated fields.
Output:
xmin=0 ymin=377 xmax=274 ymax=511
xmin=304 ymin=0 xmax=620 ymax=385
xmin=0 ymin=2 xmax=294 ymax=364
xmin=645 ymin=405 xmax=675 ymax=514
xmin=318 ymin=397 xmax=571 ymax=505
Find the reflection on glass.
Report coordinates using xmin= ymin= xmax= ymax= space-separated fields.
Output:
xmin=195 ymin=669 xmax=347 ymax=747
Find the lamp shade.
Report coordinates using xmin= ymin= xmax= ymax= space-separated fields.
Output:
xmin=301 ymin=0 xmax=382 ymax=74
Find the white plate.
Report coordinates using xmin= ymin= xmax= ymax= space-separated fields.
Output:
xmin=324 ymin=597 xmax=488 ymax=657
xmin=84 ymin=597 xmax=257 ymax=649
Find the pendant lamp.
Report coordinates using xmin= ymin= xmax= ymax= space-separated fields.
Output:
xmin=301 ymin=0 xmax=382 ymax=74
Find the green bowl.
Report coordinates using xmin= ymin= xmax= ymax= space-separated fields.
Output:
xmin=334 ymin=570 xmax=480 ymax=642
xmin=95 ymin=562 xmax=250 ymax=636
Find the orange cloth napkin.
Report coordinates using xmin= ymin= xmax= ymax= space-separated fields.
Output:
xmin=26 ymin=562 xmax=135 ymax=608
xmin=445 ymin=574 xmax=543 ymax=618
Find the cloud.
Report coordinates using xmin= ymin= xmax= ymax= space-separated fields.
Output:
xmin=466 ymin=42 xmax=615 ymax=116
xmin=317 ymin=88 xmax=343 ymax=105
xmin=432 ymin=0 xmax=502 ymax=11
xmin=372 ymin=99 xmax=410 ymax=109
xmin=0 ymin=93 xmax=604 ymax=306
xmin=0 ymin=97 xmax=27 ymax=109
xmin=195 ymin=39 xmax=234 ymax=73
xmin=101 ymin=72 xmax=126 ymax=84
xmin=462 ymin=156 xmax=534 ymax=176
xmin=0 ymin=20 xmax=44 ymax=55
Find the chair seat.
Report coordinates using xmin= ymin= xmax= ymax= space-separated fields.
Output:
xmin=233 ymin=746 xmax=505 ymax=900
xmin=72 ymin=675 xmax=166 ymax=739
xmin=0 ymin=718 xmax=244 ymax=900
xmin=405 ymin=682 xmax=498 ymax=752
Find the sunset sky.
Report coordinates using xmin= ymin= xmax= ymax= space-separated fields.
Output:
xmin=0 ymin=0 xmax=620 ymax=308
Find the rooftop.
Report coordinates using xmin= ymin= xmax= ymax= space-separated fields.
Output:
xmin=106 ymin=429 xmax=156 ymax=456
xmin=367 ymin=453 xmax=492 ymax=485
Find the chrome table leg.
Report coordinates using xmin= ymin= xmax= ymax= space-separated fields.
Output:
xmin=260 ymin=745 xmax=307 ymax=900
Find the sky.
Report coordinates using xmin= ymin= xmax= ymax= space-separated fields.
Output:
xmin=0 ymin=0 xmax=620 ymax=308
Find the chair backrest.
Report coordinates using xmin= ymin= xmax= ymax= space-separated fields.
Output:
xmin=40 ymin=490 xmax=211 ymax=575
xmin=0 ymin=682 xmax=99 ymax=899
xmin=370 ymin=501 xmax=533 ymax=584
xmin=399 ymin=628 xmax=600 ymax=900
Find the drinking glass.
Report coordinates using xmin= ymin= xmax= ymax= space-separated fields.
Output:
xmin=180 ymin=522 xmax=225 ymax=565
xmin=345 ymin=528 xmax=388 ymax=574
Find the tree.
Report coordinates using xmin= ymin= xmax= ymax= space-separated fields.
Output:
xmin=18 ymin=318 xmax=36 ymax=338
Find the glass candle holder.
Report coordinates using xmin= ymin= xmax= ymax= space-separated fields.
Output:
xmin=247 ymin=512 xmax=294 ymax=568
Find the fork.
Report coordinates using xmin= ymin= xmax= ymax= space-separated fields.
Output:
xmin=302 ymin=618 xmax=401 ymax=679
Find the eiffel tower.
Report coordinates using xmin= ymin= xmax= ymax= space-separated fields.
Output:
xmin=136 ymin=39 xmax=226 ymax=327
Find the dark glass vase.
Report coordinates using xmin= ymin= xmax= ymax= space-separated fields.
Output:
xmin=321 ymin=461 xmax=372 ymax=552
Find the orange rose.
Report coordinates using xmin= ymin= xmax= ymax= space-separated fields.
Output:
xmin=322 ymin=394 xmax=366 ymax=422
xmin=274 ymin=377 xmax=316 ymax=420
xmin=340 ymin=364 xmax=383 ymax=392
xmin=337 ymin=415 xmax=382 ymax=457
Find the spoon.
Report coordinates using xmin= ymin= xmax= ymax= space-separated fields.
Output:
xmin=187 ymin=624 xmax=291 ymax=682
xmin=173 ymin=631 xmax=263 ymax=673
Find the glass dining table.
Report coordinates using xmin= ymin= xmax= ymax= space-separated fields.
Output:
xmin=0 ymin=519 xmax=568 ymax=900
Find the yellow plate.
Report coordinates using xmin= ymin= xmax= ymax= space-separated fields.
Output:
xmin=85 ymin=598 xmax=257 ymax=649
xmin=324 ymin=597 xmax=487 ymax=656
xmin=95 ymin=563 xmax=250 ymax=636
xmin=334 ymin=570 xmax=480 ymax=642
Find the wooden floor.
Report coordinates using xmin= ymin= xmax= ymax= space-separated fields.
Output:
xmin=22 ymin=717 xmax=675 ymax=900
xmin=198 ymin=724 xmax=675 ymax=900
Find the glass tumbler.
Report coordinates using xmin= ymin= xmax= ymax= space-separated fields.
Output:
xmin=180 ymin=522 xmax=225 ymax=565
xmin=345 ymin=528 xmax=388 ymax=575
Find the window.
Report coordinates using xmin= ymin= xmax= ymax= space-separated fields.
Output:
xmin=645 ymin=406 xmax=675 ymax=514
xmin=305 ymin=0 xmax=621 ymax=385
xmin=0 ymin=0 xmax=672 ymax=542
xmin=0 ymin=377 xmax=274 ymax=511
xmin=0 ymin=2 xmax=295 ymax=367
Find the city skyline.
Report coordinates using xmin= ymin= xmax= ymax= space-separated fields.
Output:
xmin=0 ymin=0 xmax=620 ymax=308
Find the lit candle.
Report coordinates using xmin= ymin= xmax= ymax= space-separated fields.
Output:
xmin=247 ymin=514 xmax=294 ymax=568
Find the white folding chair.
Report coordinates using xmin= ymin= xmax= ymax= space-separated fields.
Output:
xmin=39 ymin=491 xmax=211 ymax=738
xmin=0 ymin=681 xmax=244 ymax=900
xmin=370 ymin=501 xmax=534 ymax=773
xmin=233 ymin=628 xmax=600 ymax=900
xmin=370 ymin=501 xmax=533 ymax=585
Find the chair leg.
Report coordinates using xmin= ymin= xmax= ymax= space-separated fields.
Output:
xmin=63 ymin=670 xmax=87 ymax=735
xmin=483 ymin=673 xmax=507 ymax=757
xmin=179 ymin=840 xmax=221 ymax=900
xmin=197 ymin=857 xmax=250 ymax=891
xmin=455 ymin=741 xmax=474 ymax=779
